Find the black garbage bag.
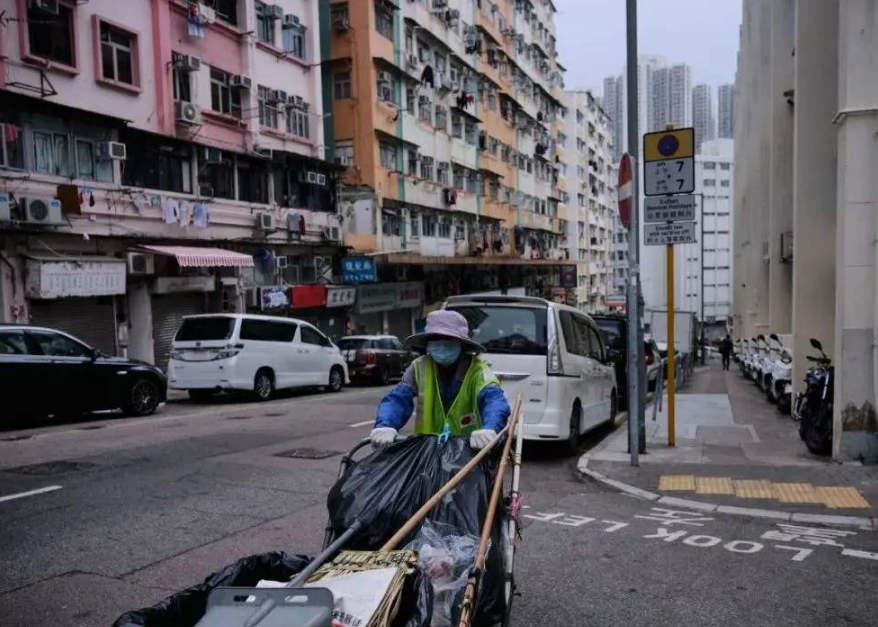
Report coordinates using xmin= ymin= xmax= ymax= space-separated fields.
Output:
xmin=327 ymin=436 xmax=505 ymax=626
xmin=111 ymin=551 xmax=432 ymax=627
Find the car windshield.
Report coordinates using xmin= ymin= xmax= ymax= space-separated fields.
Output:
xmin=338 ymin=338 xmax=371 ymax=350
xmin=175 ymin=317 xmax=236 ymax=342
xmin=449 ymin=305 xmax=548 ymax=355
xmin=594 ymin=319 xmax=625 ymax=350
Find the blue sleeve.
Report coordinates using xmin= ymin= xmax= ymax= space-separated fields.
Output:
xmin=375 ymin=383 xmax=415 ymax=430
xmin=477 ymin=384 xmax=511 ymax=432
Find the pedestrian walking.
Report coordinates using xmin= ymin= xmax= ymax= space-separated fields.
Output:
xmin=720 ymin=335 xmax=734 ymax=371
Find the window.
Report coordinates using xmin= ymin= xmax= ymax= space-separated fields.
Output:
xmin=418 ymin=97 xmax=432 ymax=123
xmin=334 ymin=72 xmax=351 ymax=100
xmin=435 ymin=106 xmax=448 ymax=131
xmin=121 ymin=129 xmax=191 ymax=193
xmin=704 ymin=178 xmax=716 ymax=186
xmin=407 ymin=150 xmax=419 ymax=176
xmin=437 ymin=161 xmax=449 ymax=184
xmin=451 ymin=114 xmax=463 ymax=138
xmin=453 ymin=166 xmax=465 ymax=190
xmin=720 ymin=180 xmax=730 ymax=187
xmin=172 ymin=53 xmax=192 ymax=103
xmin=438 ymin=217 xmax=452 ymax=238
xmin=258 ymin=86 xmax=280 ymax=129
xmin=287 ymin=105 xmax=310 ymax=139
xmin=382 ymin=212 xmax=401 ymax=236
xmin=27 ymin=2 xmax=75 ymax=67
xmin=334 ymin=141 xmax=354 ymax=167
xmin=255 ymin=2 xmax=275 ymax=45
xmin=465 ymin=120 xmax=477 ymax=145
xmin=420 ymin=155 xmax=434 ymax=180
xmin=450 ymin=305 xmax=548 ymax=356
xmin=375 ymin=2 xmax=394 ymax=40
xmin=422 ymin=213 xmax=437 ymax=236
xmin=210 ymin=68 xmax=243 ymax=118
xmin=703 ymin=162 xmax=716 ymax=170
xmin=380 ymin=142 xmax=397 ymax=169
xmin=283 ymin=18 xmax=306 ymax=59
xmin=175 ymin=317 xmax=236 ymax=341
xmin=240 ymin=320 xmax=298 ymax=342
xmin=29 ymin=331 xmax=91 ymax=358
xmin=0 ymin=123 xmax=24 ymax=169
xmin=32 ymin=131 xmax=71 ymax=177
xmin=75 ymin=139 xmax=96 ymax=180
xmin=301 ymin=326 xmax=331 ymax=346
xmin=377 ymin=74 xmax=395 ymax=103
xmin=331 ymin=3 xmax=349 ymax=29
xmin=100 ymin=22 xmax=136 ymax=86
xmin=465 ymin=171 xmax=479 ymax=194
xmin=215 ymin=0 xmax=239 ymax=25
xmin=405 ymin=86 xmax=416 ymax=115
xmin=720 ymin=163 xmax=731 ymax=171
xmin=410 ymin=212 xmax=420 ymax=237
xmin=198 ymin=150 xmax=235 ymax=199
xmin=237 ymin=158 xmax=270 ymax=204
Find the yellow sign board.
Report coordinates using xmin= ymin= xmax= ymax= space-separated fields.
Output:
xmin=643 ymin=128 xmax=695 ymax=162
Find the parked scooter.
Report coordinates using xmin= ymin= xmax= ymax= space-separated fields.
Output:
xmin=753 ymin=335 xmax=768 ymax=389
xmin=763 ymin=334 xmax=783 ymax=400
xmin=766 ymin=334 xmax=793 ymax=412
xmin=793 ymin=338 xmax=833 ymax=455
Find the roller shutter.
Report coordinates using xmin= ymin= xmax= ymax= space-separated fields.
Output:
xmin=29 ymin=297 xmax=117 ymax=355
xmin=151 ymin=293 xmax=205 ymax=371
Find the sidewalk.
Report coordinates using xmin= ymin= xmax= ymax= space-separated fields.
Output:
xmin=580 ymin=359 xmax=878 ymax=526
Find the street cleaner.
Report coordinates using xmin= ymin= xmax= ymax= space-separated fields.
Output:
xmin=370 ymin=310 xmax=510 ymax=449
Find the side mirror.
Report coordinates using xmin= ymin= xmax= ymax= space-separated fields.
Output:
xmin=90 ymin=348 xmax=101 ymax=361
xmin=810 ymin=338 xmax=823 ymax=351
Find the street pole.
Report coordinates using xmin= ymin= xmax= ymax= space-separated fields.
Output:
xmin=625 ymin=0 xmax=641 ymax=466
xmin=700 ymin=194 xmax=706 ymax=365
xmin=667 ymin=243 xmax=676 ymax=447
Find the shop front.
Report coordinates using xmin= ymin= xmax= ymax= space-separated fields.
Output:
xmin=352 ymin=282 xmax=424 ymax=338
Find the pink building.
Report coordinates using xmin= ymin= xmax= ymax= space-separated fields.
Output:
xmin=0 ymin=0 xmax=345 ymax=367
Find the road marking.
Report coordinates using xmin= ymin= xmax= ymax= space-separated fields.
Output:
xmin=0 ymin=485 xmax=63 ymax=504
xmin=842 ymin=548 xmax=878 ymax=561
xmin=349 ymin=420 xmax=374 ymax=428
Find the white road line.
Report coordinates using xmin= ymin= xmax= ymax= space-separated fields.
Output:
xmin=0 ymin=485 xmax=63 ymax=504
xmin=842 ymin=548 xmax=878 ymax=561
xmin=349 ymin=420 xmax=374 ymax=428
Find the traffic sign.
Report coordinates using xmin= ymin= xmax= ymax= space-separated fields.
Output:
xmin=643 ymin=128 xmax=695 ymax=197
xmin=644 ymin=221 xmax=697 ymax=246
xmin=617 ymin=153 xmax=633 ymax=230
xmin=644 ymin=195 xmax=697 ymax=223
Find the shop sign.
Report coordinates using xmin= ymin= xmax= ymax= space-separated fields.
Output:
xmin=342 ymin=257 xmax=377 ymax=284
xmin=356 ymin=283 xmax=397 ymax=313
xmin=261 ymin=286 xmax=290 ymax=310
xmin=151 ymin=276 xmax=216 ymax=294
xmin=560 ymin=265 xmax=577 ymax=288
xmin=396 ymin=282 xmax=423 ymax=309
xmin=292 ymin=284 xmax=327 ymax=309
xmin=26 ymin=258 xmax=126 ymax=299
xmin=326 ymin=286 xmax=356 ymax=308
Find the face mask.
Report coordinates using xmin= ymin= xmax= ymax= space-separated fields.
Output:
xmin=427 ymin=341 xmax=462 ymax=366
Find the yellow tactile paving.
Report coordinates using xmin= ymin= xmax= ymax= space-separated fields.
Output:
xmin=813 ymin=487 xmax=872 ymax=509
xmin=695 ymin=476 xmax=735 ymax=495
xmin=733 ymin=480 xmax=775 ymax=499
xmin=771 ymin=482 xmax=824 ymax=504
xmin=658 ymin=475 xmax=696 ymax=491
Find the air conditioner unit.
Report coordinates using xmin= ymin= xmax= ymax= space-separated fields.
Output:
xmin=202 ymin=147 xmax=223 ymax=163
xmin=277 ymin=90 xmax=289 ymax=104
xmin=175 ymin=54 xmax=201 ymax=72
xmin=229 ymin=75 xmax=252 ymax=90
xmin=23 ymin=198 xmax=64 ymax=225
xmin=276 ymin=255 xmax=289 ymax=268
xmin=293 ymin=95 xmax=304 ymax=108
xmin=269 ymin=89 xmax=282 ymax=103
xmin=268 ymin=4 xmax=285 ymax=20
xmin=258 ymin=212 xmax=275 ymax=230
xmin=306 ymin=171 xmax=320 ymax=184
xmin=378 ymin=71 xmax=392 ymax=83
xmin=322 ymin=226 xmax=340 ymax=241
xmin=174 ymin=100 xmax=201 ymax=126
xmin=431 ymin=0 xmax=449 ymax=11
xmin=316 ymin=173 xmax=327 ymax=186
xmin=29 ymin=0 xmax=58 ymax=16
xmin=127 ymin=252 xmax=155 ymax=275
xmin=282 ymin=13 xmax=300 ymax=28
xmin=97 ymin=141 xmax=127 ymax=161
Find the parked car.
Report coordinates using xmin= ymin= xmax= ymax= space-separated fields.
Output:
xmin=644 ymin=339 xmax=662 ymax=391
xmin=338 ymin=335 xmax=414 ymax=385
xmin=167 ymin=314 xmax=348 ymax=401
xmin=445 ymin=295 xmax=616 ymax=454
xmin=0 ymin=325 xmax=166 ymax=421
xmin=591 ymin=314 xmax=662 ymax=408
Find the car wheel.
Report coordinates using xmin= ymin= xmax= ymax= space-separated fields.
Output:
xmin=253 ymin=369 xmax=275 ymax=401
xmin=329 ymin=366 xmax=345 ymax=393
xmin=125 ymin=378 xmax=160 ymax=417
xmin=566 ymin=402 xmax=582 ymax=455
xmin=188 ymin=389 xmax=215 ymax=402
xmin=377 ymin=366 xmax=390 ymax=386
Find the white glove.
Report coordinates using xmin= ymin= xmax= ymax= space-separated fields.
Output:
xmin=370 ymin=427 xmax=398 ymax=449
xmin=469 ymin=429 xmax=497 ymax=450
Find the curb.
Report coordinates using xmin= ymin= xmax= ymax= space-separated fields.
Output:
xmin=576 ymin=457 xmax=876 ymax=531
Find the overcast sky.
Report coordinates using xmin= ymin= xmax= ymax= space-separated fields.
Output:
xmin=554 ymin=0 xmax=743 ymax=93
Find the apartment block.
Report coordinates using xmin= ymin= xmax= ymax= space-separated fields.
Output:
xmin=717 ymin=82 xmax=735 ymax=139
xmin=692 ymin=83 xmax=716 ymax=153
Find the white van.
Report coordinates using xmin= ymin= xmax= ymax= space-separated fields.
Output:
xmin=444 ymin=295 xmax=617 ymax=451
xmin=167 ymin=314 xmax=348 ymax=401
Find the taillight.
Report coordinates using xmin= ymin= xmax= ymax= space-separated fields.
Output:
xmin=646 ymin=353 xmax=654 ymax=366
xmin=366 ymin=352 xmax=377 ymax=365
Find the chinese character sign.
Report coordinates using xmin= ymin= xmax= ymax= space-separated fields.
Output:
xmin=342 ymin=257 xmax=377 ymax=284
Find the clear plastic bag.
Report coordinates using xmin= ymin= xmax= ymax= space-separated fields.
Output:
xmin=406 ymin=520 xmax=478 ymax=627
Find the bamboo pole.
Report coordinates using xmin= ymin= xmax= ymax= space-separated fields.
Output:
xmin=457 ymin=397 xmax=522 ymax=627
xmin=380 ymin=394 xmax=523 ymax=552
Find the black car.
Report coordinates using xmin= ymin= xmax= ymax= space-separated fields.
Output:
xmin=338 ymin=335 xmax=414 ymax=385
xmin=0 ymin=325 xmax=167 ymax=422
xmin=591 ymin=314 xmax=660 ymax=410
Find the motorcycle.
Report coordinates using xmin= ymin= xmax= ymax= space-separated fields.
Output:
xmin=766 ymin=334 xmax=793 ymax=413
xmin=753 ymin=335 xmax=768 ymax=389
xmin=742 ymin=337 xmax=756 ymax=379
xmin=763 ymin=334 xmax=784 ymax=401
xmin=793 ymin=338 xmax=833 ymax=455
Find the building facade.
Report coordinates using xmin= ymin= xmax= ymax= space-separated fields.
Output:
xmin=692 ymin=83 xmax=716 ymax=153
xmin=602 ymin=54 xmax=667 ymax=162
xmin=734 ymin=0 xmax=878 ymax=462
xmin=326 ymin=0 xmax=576 ymax=331
xmin=0 ymin=0 xmax=345 ymax=369
xmin=650 ymin=63 xmax=692 ymax=131
xmin=717 ymin=82 xmax=735 ymax=139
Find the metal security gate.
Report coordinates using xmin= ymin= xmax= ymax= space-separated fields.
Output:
xmin=151 ymin=293 xmax=205 ymax=371
xmin=29 ymin=297 xmax=117 ymax=355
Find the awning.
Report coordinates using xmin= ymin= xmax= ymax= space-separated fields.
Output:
xmin=137 ymin=245 xmax=254 ymax=268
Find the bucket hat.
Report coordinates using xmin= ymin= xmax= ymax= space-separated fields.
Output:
xmin=404 ymin=310 xmax=486 ymax=353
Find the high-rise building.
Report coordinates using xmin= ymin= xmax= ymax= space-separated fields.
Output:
xmin=602 ymin=55 xmax=666 ymax=162
xmin=603 ymin=76 xmax=624 ymax=162
xmin=650 ymin=63 xmax=693 ymax=130
xmin=717 ymin=83 xmax=736 ymax=138
xmin=692 ymin=83 xmax=716 ymax=153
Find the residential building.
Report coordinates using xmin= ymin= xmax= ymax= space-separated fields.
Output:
xmin=734 ymin=0 xmax=878 ymax=462
xmin=561 ymin=89 xmax=615 ymax=312
xmin=0 ymin=0 xmax=344 ymax=369
xmin=692 ymin=83 xmax=716 ymax=153
xmin=602 ymin=75 xmax=624 ymax=162
xmin=717 ymin=82 xmax=735 ymax=139
xmin=602 ymin=54 xmax=666 ymax=162
xmin=327 ymin=0 xmax=573 ymax=334
xmin=609 ymin=203 xmax=629 ymax=308
xmin=651 ymin=63 xmax=692 ymax=131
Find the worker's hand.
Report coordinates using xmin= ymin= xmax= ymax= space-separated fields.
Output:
xmin=370 ymin=427 xmax=398 ymax=449
xmin=469 ymin=429 xmax=497 ymax=450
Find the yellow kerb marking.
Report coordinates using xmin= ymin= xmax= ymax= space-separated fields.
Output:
xmin=695 ymin=477 xmax=735 ymax=495
xmin=658 ymin=475 xmax=696 ymax=491
xmin=772 ymin=483 xmax=823 ymax=503
xmin=733 ymin=480 xmax=774 ymax=499
xmin=813 ymin=487 xmax=871 ymax=509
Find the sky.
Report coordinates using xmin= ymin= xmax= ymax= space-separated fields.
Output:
xmin=554 ymin=0 xmax=743 ymax=93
